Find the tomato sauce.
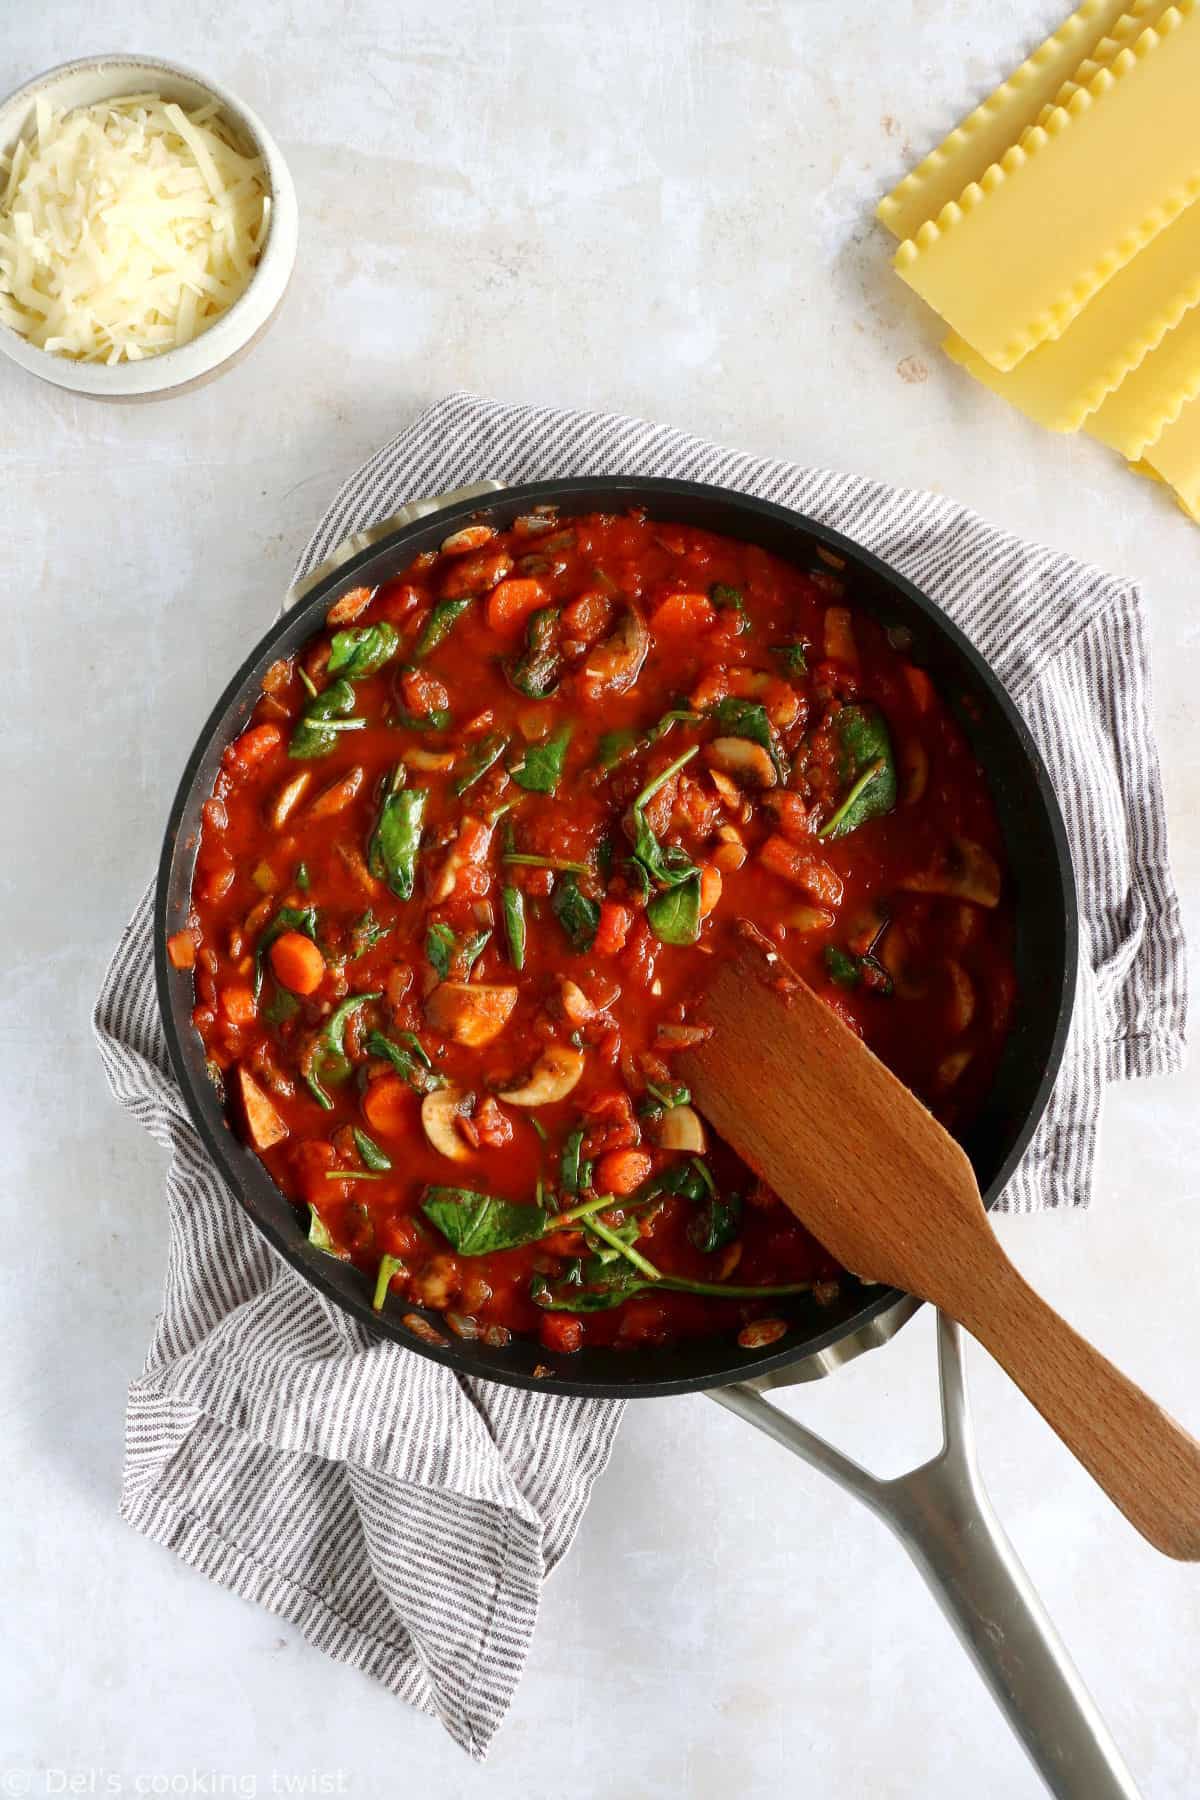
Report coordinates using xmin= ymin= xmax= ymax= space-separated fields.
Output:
xmin=176 ymin=509 xmax=1016 ymax=1358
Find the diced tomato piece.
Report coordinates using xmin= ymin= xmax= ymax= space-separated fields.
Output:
xmin=759 ymin=835 xmax=844 ymax=908
xmin=486 ymin=577 xmax=545 ymax=633
xmin=166 ymin=930 xmax=197 ymax=970
xmin=772 ymin=791 xmax=812 ymax=844
xmin=220 ymin=984 xmax=258 ymax=1027
xmin=538 ymin=1313 xmax=584 ymax=1355
xmin=222 ymin=722 xmax=283 ymax=779
xmin=401 ymin=668 xmax=450 ymax=716
xmin=561 ymin=590 xmax=613 ymax=644
xmin=593 ymin=900 xmax=632 ymax=957
xmin=904 ymin=665 xmax=936 ymax=714
xmin=473 ymin=1096 xmax=514 ymax=1148
xmin=593 ymin=1148 xmax=653 ymax=1196
xmin=651 ymin=591 xmax=716 ymax=634
xmin=380 ymin=1216 xmax=422 ymax=1258
xmin=581 ymin=1090 xmax=639 ymax=1159
xmin=362 ymin=1074 xmax=413 ymax=1137
xmin=378 ymin=581 xmax=423 ymax=622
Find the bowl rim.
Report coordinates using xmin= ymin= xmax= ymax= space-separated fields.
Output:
xmin=155 ymin=475 xmax=1080 ymax=1398
xmin=0 ymin=52 xmax=298 ymax=395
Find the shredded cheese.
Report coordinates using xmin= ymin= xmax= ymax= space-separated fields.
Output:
xmin=0 ymin=93 xmax=270 ymax=364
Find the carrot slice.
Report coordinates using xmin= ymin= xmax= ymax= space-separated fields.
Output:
xmin=269 ymin=931 xmax=326 ymax=996
xmin=650 ymin=591 xmax=716 ymax=634
xmin=593 ymin=1148 xmax=653 ymax=1195
xmin=486 ymin=577 xmax=546 ymax=633
xmin=220 ymin=984 xmax=258 ymax=1027
xmin=362 ymin=1074 xmax=413 ymax=1137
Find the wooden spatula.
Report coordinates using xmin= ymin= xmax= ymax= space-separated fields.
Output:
xmin=677 ymin=925 xmax=1200 ymax=1561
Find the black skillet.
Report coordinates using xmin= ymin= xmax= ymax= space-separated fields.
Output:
xmin=152 ymin=478 xmax=1156 ymax=1798
xmin=155 ymin=476 xmax=1076 ymax=1398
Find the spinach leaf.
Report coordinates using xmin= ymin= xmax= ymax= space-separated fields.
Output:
xmin=629 ymin=745 xmax=701 ymax=893
xmin=308 ymin=1207 xmax=339 ymax=1255
xmin=303 ymin=990 xmax=378 ymax=1109
xmin=392 ymin=698 xmax=451 ymax=731
xmin=372 ymin=1253 xmax=405 ymax=1312
xmin=510 ymin=724 xmax=572 ymax=795
xmin=531 ymin=1255 xmax=809 ymax=1311
xmin=711 ymin=696 xmax=788 ymax=782
xmin=502 ymin=886 xmax=527 ymax=971
xmin=657 ymin=1158 xmax=712 ymax=1203
xmin=414 ymin=597 xmax=472 ymax=660
xmin=262 ymin=984 xmax=301 ymax=1026
xmin=421 ymin=1186 xmax=549 ymax=1255
xmin=597 ymin=727 xmax=638 ymax=770
xmin=295 ymin=861 xmax=311 ymax=892
xmin=503 ymin=851 xmax=589 ymax=875
xmin=822 ymin=944 xmax=894 ymax=996
xmin=817 ymin=704 xmax=897 ymax=841
xmin=559 ymin=1126 xmax=594 ymax=1196
xmin=367 ymin=769 xmax=427 ymax=900
xmin=365 ymin=1028 xmax=444 ymax=1094
xmin=506 ymin=606 xmax=562 ymax=698
xmin=688 ymin=1191 xmax=742 ymax=1254
xmin=254 ymin=904 xmax=319 ymax=998
xmin=552 ymin=874 xmax=600 ymax=952
xmin=288 ymin=678 xmax=365 ymax=760
xmin=771 ymin=641 xmax=809 ymax=677
xmin=710 ymin=582 xmax=748 ymax=626
xmin=353 ymin=1127 xmax=392 ymax=1171
xmin=425 ymin=921 xmax=489 ymax=979
xmin=327 ymin=621 xmax=399 ymax=680
xmin=646 ymin=872 xmax=702 ymax=945
xmin=453 ymin=732 xmax=509 ymax=796
xmin=425 ymin=921 xmax=456 ymax=979
xmin=349 ymin=908 xmax=390 ymax=959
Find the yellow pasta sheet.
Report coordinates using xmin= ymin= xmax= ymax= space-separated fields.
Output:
xmin=943 ymin=193 xmax=1200 ymax=430
xmin=1033 ymin=0 xmax=1173 ymax=119
xmin=894 ymin=4 xmax=1200 ymax=373
xmin=1138 ymin=395 xmax=1200 ymax=515
xmin=1087 ymin=299 xmax=1200 ymax=455
xmin=876 ymin=0 xmax=1131 ymax=240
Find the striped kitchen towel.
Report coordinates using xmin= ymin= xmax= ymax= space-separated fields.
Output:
xmin=94 ymin=391 xmax=1187 ymax=1759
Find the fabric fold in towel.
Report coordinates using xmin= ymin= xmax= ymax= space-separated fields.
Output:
xmin=95 ymin=390 xmax=1186 ymax=1759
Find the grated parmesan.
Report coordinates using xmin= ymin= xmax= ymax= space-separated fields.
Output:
xmin=0 ymin=93 xmax=270 ymax=364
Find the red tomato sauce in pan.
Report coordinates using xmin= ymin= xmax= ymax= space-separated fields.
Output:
xmin=175 ymin=509 xmax=1016 ymax=1359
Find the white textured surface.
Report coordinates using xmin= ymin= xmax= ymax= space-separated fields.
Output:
xmin=2 ymin=3 xmax=1197 ymax=1796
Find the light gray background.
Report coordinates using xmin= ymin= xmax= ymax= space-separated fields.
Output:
xmin=2 ymin=3 xmax=1197 ymax=1796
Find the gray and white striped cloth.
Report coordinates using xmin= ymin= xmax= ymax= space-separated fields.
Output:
xmin=95 ymin=391 xmax=1187 ymax=1760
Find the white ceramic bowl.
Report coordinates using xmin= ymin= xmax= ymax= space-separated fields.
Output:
xmin=0 ymin=54 xmax=298 ymax=399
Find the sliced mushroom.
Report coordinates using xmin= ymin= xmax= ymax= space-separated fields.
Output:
xmin=559 ymin=979 xmax=594 ymax=1025
xmin=712 ymin=837 xmax=747 ymax=873
xmin=787 ymin=905 xmax=835 ymax=934
xmin=945 ymin=961 xmax=976 ymax=1035
xmin=305 ymin=766 xmax=364 ymax=822
xmin=234 ymin=1065 xmax=288 ymax=1151
xmin=708 ymin=767 xmax=742 ymax=808
xmin=654 ymin=1022 xmax=715 ymax=1050
xmin=651 ymin=1103 xmax=707 ymax=1153
xmin=325 ymin=585 xmax=374 ymax=627
xmin=267 ymin=770 xmax=311 ymax=830
xmin=581 ymin=606 xmax=650 ymax=698
xmin=405 ymin=747 xmax=457 ymax=773
xmin=902 ymin=837 xmax=1002 ymax=908
xmin=937 ymin=1047 xmax=974 ymax=1089
xmin=878 ymin=924 xmax=926 ymax=1000
xmin=498 ymin=1044 xmax=585 ymax=1106
xmin=900 ymin=739 xmax=928 ymax=806
xmin=440 ymin=524 xmax=495 ymax=556
xmin=425 ymin=981 xmax=518 ymax=1047
xmin=703 ymin=737 xmax=778 ymax=789
xmin=421 ymin=1085 xmax=474 ymax=1162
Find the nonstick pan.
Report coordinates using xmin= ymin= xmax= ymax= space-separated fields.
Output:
xmin=156 ymin=479 xmax=1140 ymax=1796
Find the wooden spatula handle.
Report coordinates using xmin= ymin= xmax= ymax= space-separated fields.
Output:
xmin=957 ymin=1254 xmax=1200 ymax=1561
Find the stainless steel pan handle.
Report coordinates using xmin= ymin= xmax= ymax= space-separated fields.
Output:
xmin=710 ymin=1314 xmax=1141 ymax=1800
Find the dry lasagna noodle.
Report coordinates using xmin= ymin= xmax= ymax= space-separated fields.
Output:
xmin=894 ymin=3 xmax=1200 ymax=373
xmin=943 ymin=193 xmax=1200 ymax=431
xmin=1086 ymin=299 xmax=1200 ymax=455
xmin=876 ymin=0 xmax=1132 ymax=241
